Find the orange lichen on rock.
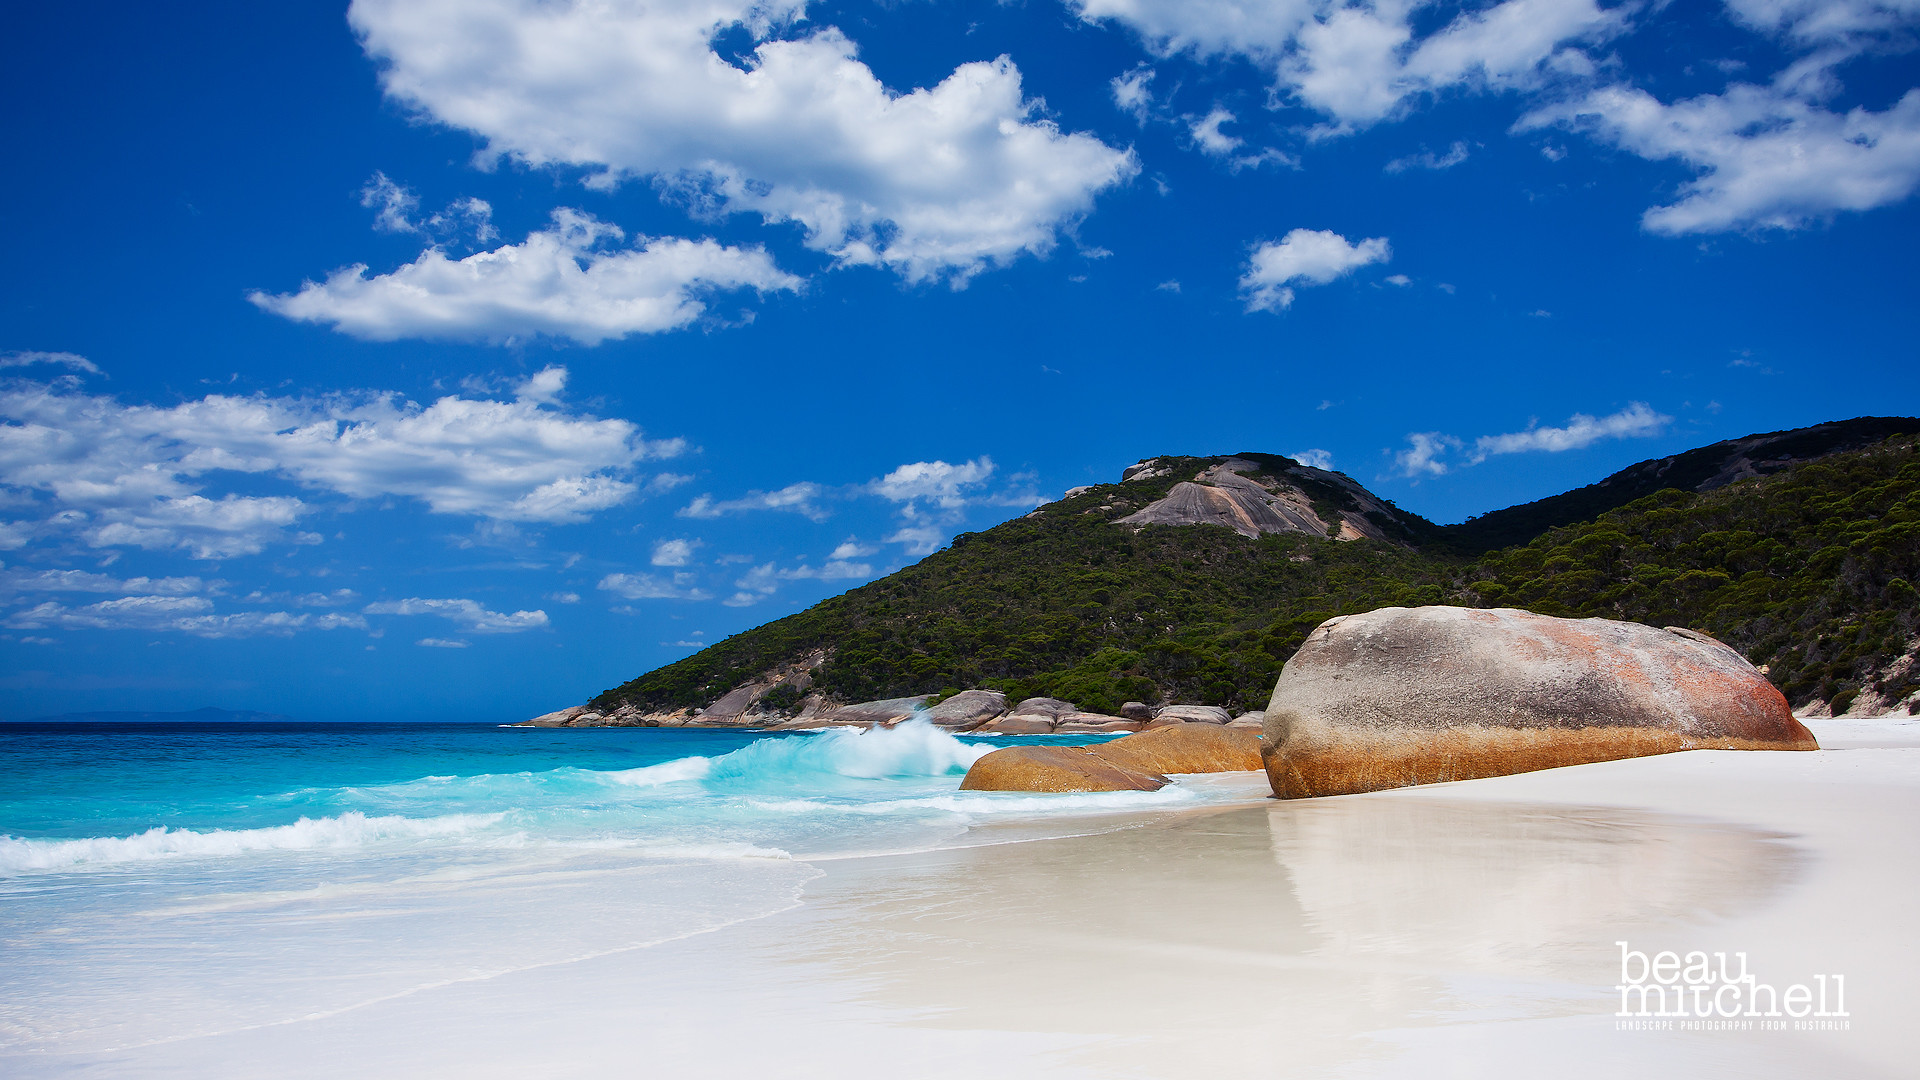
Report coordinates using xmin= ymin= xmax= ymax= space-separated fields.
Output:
xmin=959 ymin=722 xmax=1264 ymax=793
xmin=1261 ymin=606 xmax=1819 ymax=799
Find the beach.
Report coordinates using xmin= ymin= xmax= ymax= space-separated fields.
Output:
xmin=3 ymin=716 xmax=1914 ymax=1078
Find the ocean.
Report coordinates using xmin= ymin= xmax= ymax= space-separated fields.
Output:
xmin=0 ymin=719 xmax=1219 ymax=1058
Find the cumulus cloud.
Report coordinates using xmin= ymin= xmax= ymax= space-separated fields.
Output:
xmin=1074 ymin=0 xmax=1629 ymax=129
xmin=348 ymin=0 xmax=1137 ymax=285
xmin=1291 ymin=448 xmax=1336 ymax=470
xmin=650 ymin=537 xmax=702 ymax=566
xmin=870 ymin=458 xmax=996 ymax=509
xmin=254 ymin=209 xmax=801 ymax=345
xmin=0 ymin=370 xmax=668 ymax=559
xmin=1391 ymin=403 xmax=1670 ymax=477
xmin=1394 ymin=432 xmax=1463 ymax=477
xmin=677 ymin=482 xmax=828 ymax=522
xmin=598 ymin=571 xmax=712 ymax=601
xmin=1112 ymin=64 xmax=1159 ymax=122
xmin=1241 ymin=228 xmax=1391 ymax=312
xmin=1519 ymin=84 xmax=1920 ymax=233
xmin=1188 ymin=108 xmax=1244 ymax=154
xmin=362 ymin=596 xmax=549 ymax=633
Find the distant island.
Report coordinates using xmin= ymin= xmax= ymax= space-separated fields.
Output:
xmin=16 ymin=706 xmax=297 ymax=723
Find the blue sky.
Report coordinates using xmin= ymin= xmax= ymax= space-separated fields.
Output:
xmin=2 ymin=0 xmax=1915 ymax=721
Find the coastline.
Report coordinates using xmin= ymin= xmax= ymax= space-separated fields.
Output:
xmin=8 ymin=718 xmax=1914 ymax=1078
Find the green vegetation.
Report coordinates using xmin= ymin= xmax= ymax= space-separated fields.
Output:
xmin=594 ymin=435 xmax=1920 ymax=716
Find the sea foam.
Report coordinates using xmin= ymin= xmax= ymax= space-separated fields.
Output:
xmin=0 ymin=811 xmax=501 ymax=873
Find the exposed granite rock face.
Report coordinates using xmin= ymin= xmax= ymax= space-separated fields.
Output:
xmin=924 ymin=689 xmax=1008 ymax=730
xmin=1115 ymin=458 xmax=1412 ymax=543
xmin=1261 ymin=606 xmax=1820 ymax=800
xmin=1119 ymin=701 xmax=1155 ymax=721
xmin=959 ymin=745 xmax=1167 ymax=793
xmin=1154 ymin=705 xmax=1232 ymax=725
xmin=1012 ymin=697 xmax=1078 ymax=718
xmin=959 ymin=722 xmax=1264 ymax=792
xmin=1093 ymin=723 xmax=1261 ymax=775
xmin=523 ymin=706 xmax=591 ymax=727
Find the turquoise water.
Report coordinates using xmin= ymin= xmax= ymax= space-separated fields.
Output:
xmin=0 ymin=720 xmax=1216 ymax=1056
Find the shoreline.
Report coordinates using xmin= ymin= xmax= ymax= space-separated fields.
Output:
xmin=8 ymin=717 xmax=1914 ymax=1078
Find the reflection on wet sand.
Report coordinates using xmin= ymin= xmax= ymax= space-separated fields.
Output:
xmin=787 ymin=794 xmax=1802 ymax=1076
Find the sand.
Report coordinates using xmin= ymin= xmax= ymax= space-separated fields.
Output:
xmin=14 ymin=715 xmax=1916 ymax=1079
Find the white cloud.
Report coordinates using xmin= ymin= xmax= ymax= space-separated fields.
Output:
xmin=349 ymin=0 xmax=1137 ymax=285
xmin=417 ymin=637 xmax=470 ymax=648
xmin=362 ymin=171 xmax=421 ymax=234
xmin=598 ymin=571 xmax=711 ymax=601
xmin=5 ymin=596 xmax=367 ymax=638
xmin=1241 ymin=228 xmax=1391 ymax=312
xmin=1724 ymin=0 xmax=1920 ymax=47
xmin=254 ymin=209 xmax=801 ymax=345
xmin=885 ymin=524 xmax=948 ymax=556
xmin=1519 ymin=84 xmax=1920 ymax=233
xmin=1291 ymin=448 xmax=1335 ymax=470
xmin=1391 ymin=403 xmax=1670 ymax=477
xmin=1385 ymin=141 xmax=1471 ymax=172
xmin=677 ymin=482 xmax=828 ymax=522
xmin=870 ymin=457 xmax=996 ymax=509
xmin=1188 ymin=108 xmax=1244 ymax=154
xmin=1394 ymin=432 xmax=1463 ymax=477
xmin=1468 ymin=402 xmax=1670 ymax=461
xmin=2 ymin=351 xmax=100 ymax=374
xmin=651 ymin=537 xmax=702 ymax=566
xmin=830 ymin=539 xmax=878 ymax=560
xmin=362 ymin=596 xmax=549 ymax=633
xmin=1384 ymin=273 xmax=1412 ymax=285
xmin=1112 ymin=64 xmax=1158 ymax=122
xmin=0 ymin=568 xmax=210 ymax=595
xmin=0 ymin=369 xmax=668 ymax=559
xmin=1074 ymin=0 xmax=1628 ymax=129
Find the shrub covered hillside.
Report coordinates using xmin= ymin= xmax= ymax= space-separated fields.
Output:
xmin=593 ymin=434 xmax=1920 ymax=717
xmin=1469 ymin=434 xmax=1920 ymax=714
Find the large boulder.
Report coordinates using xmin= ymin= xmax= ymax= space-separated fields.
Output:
xmin=1093 ymin=722 xmax=1262 ymax=775
xmin=924 ymin=689 xmax=1007 ymax=730
xmin=959 ymin=722 xmax=1263 ymax=792
xmin=815 ymin=695 xmax=930 ymax=725
xmin=1012 ymin=697 xmax=1078 ymax=718
xmin=1262 ymin=606 xmax=1819 ymax=799
xmin=960 ymin=746 xmax=1167 ymax=792
xmin=976 ymin=714 xmax=1056 ymax=734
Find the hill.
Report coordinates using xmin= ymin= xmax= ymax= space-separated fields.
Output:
xmin=590 ymin=424 xmax=1920 ymax=719
xmin=1446 ymin=416 xmax=1920 ymax=552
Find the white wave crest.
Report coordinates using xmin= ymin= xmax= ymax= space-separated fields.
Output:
xmin=705 ymin=719 xmax=994 ymax=784
xmin=599 ymin=756 xmax=714 ymax=786
xmin=0 ymin=811 xmax=503 ymax=873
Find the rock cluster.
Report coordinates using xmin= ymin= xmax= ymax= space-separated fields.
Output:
xmin=959 ymin=722 xmax=1264 ymax=793
xmin=1261 ymin=606 xmax=1819 ymax=799
xmin=518 ymin=688 xmax=1244 ymax=733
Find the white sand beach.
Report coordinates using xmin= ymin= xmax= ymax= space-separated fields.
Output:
xmin=15 ymin=716 xmax=1917 ymax=1079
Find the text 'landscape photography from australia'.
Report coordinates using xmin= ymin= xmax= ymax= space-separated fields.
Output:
xmin=2 ymin=0 xmax=1916 ymax=1076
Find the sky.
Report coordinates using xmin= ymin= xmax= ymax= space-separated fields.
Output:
xmin=1 ymin=0 xmax=1915 ymax=721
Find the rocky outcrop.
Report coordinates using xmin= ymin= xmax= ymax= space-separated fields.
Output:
xmin=960 ymin=722 xmax=1263 ymax=792
xmin=959 ymin=745 xmax=1168 ymax=792
xmin=1116 ymin=458 xmax=1415 ymax=543
xmin=1261 ymin=606 xmax=1820 ymax=799
xmin=1091 ymin=722 xmax=1261 ymax=775
xmin=1153 ymin=705 xmax=1232 ymax=725
xmin=924 ymin=689 xmax=1008 ymax=730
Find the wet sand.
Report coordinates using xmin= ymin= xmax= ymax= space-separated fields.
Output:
xmin=18 ymin=716 xmax=1916 ymax=1079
